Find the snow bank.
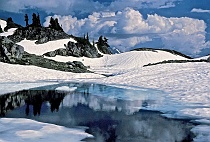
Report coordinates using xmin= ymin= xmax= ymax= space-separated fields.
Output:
xmin=0 ymin=118 xmax=92 ymax=142
xmin=0 ymin=19 xmax=17 ymax=36
xmin=0 ymin=19 xmax=6 ymax=30
xmin=0 ymin=62 xmax=103 ymax=95
xmin=17 ymin=38 xmax=77 ymax=55
xmin=0 ymin=28 xmax=17 ymax=37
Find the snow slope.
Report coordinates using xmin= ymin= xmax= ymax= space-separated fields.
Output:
xmin=45 ymin=50 xmax=188 ymax=76
xmin=0 ymin=61 xmax=103 ymax=95
xmin=17 ymin=39 xmax=187 ymax=68
xmin=1 ymin=39 xmax=210 ymax=141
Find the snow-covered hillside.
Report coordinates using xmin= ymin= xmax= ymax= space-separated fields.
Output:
xmin=16 ymin=39 xmax=188 ymax=74
xmin=1 ymin=38 xmax=210 ymax=141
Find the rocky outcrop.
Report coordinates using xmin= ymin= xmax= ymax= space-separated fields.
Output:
xmin=4 ymin=17 xmax=22 ymax=32
xmin=207 ymin=56 xmax=210 ymax=62
xmin=12 ymin=52 xmax=90 ymax=73
xmin=8 ymin=26 xmax=70 ymax=44
xmin=44 ymin=40 xmax=102 ymax=58
xmin=0 ymin=36 xmax=24 ymax=63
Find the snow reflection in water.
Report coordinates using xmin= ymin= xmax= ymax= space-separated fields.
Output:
xmin=0 ymin=83 xmax=194 ymax=142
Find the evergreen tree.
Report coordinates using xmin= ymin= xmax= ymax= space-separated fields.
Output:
xmin=6 ymin=17 xmax=13 ymax=23
xmin=86 ymin=32 xmax=89 ymax=41
xmin=96 ymin=35 xmax=111 ymax=54
xmin=32 ymin=13 xmax=37 ymax=26
xmin=24 ymin=14 xmax=29 ymax=27
xmin=49 ymin=17 xmax=63 ymax=31
xmin=31 ymin=13 xmax=41 ymax=27
xmin=92 ymin=39 xmax=95 ymax=47
xmin=37 ymin=13 xmax=41 ymax=27
xmin=54 ymin=18 xmax=62 ymax=30
xmin=49 ymin=17 xmax=55 ymax=28
xmin=97 ymin=35 xmax=103 ymax=46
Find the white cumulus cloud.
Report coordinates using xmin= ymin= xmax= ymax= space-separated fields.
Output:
xmin=43 ymin=7 xmax=208 ymax=56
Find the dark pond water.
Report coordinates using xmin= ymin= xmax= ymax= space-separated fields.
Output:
xmin=0 ymin=83 xmax=195 ymax=142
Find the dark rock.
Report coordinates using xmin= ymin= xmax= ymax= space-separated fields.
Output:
xmin=0 ymin=36 xmax=24 ymax=62
xmin=143 ymin=59 xmax=209 ymax=67
xmin=0 ymin=25 xmax=3 ymax=33
xmin=44 ymin=40 xmax=103 ymax=58
xmin=11 ymin=44 xmax=24 ymax=59
xmin=65 ymin=40 xmax=102 ymax=58
xmin=4 ymin=17 xmax=22 ymax=32
xmin=67 ymin=41 xmax=82 ymax=57
xmin=207 ymin=56 xmax=210 ymax=62
xmin=73 ymin=61 xmax=87 ymax=70
xmin=8 ymin=26 xmax=70 ymax=44
xmin=57 ymin=48 xmax=67 ymax=56
xmin=35 ymin=36 xmax=49 ymax=44
xmin=43 ymin=51 xmax=56 ymax=57
xmin=13 ymin=52 xmax=90 ymax=73
xmin=67 ymin=61 xmax=75 ymax=67
xmin=132 ymin=48 xmax=193 ymax=59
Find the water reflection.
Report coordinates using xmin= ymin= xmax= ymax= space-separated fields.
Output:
xmin=0 ymin=90 xmax=67 ymax=116
xmin=0 ymin=83 xmax=194 ymax=142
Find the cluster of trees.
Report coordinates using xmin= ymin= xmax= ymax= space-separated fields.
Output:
xmin=80 ymin=33 xmax=110 ymax=48
xmin=24 ymin=13 xmax=41 ymax=27
xmin=97 ymin=35 xmax=109 ymax=48
xmin=96 ymin=35 xmax=112 ymax=54
xmin=49 ymin=17 xmax=63 ymax=31
xmin=3 ymin=17 xmax=21 ymax=31
xmin=23 ymin=13 xmax=64 ymax=31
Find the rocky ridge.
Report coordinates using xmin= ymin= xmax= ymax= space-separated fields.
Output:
xmin=0 ymin=36 xmax=89 ymax=73
xmin=8 ymin=26 xmax=70 ymax=44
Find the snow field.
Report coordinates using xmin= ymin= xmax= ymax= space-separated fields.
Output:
xmin=0 ymin=34 xmax=210 ymax=141
xmin=0 ymin=118 xmax=92 ymax=142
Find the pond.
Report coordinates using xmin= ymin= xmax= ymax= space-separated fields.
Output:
xmin=0 ymin=83 xmax=194 ymax=142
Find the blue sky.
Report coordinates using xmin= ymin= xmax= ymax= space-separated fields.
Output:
xmin=0 ymin=0 xmax=210 ymax=57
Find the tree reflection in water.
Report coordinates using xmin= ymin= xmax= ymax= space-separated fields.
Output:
xmin=0 ymin=90 xmax=66 ymax=116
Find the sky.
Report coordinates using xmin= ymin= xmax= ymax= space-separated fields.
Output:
xmin=0 ymin=0 xmax=210 ymax=57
